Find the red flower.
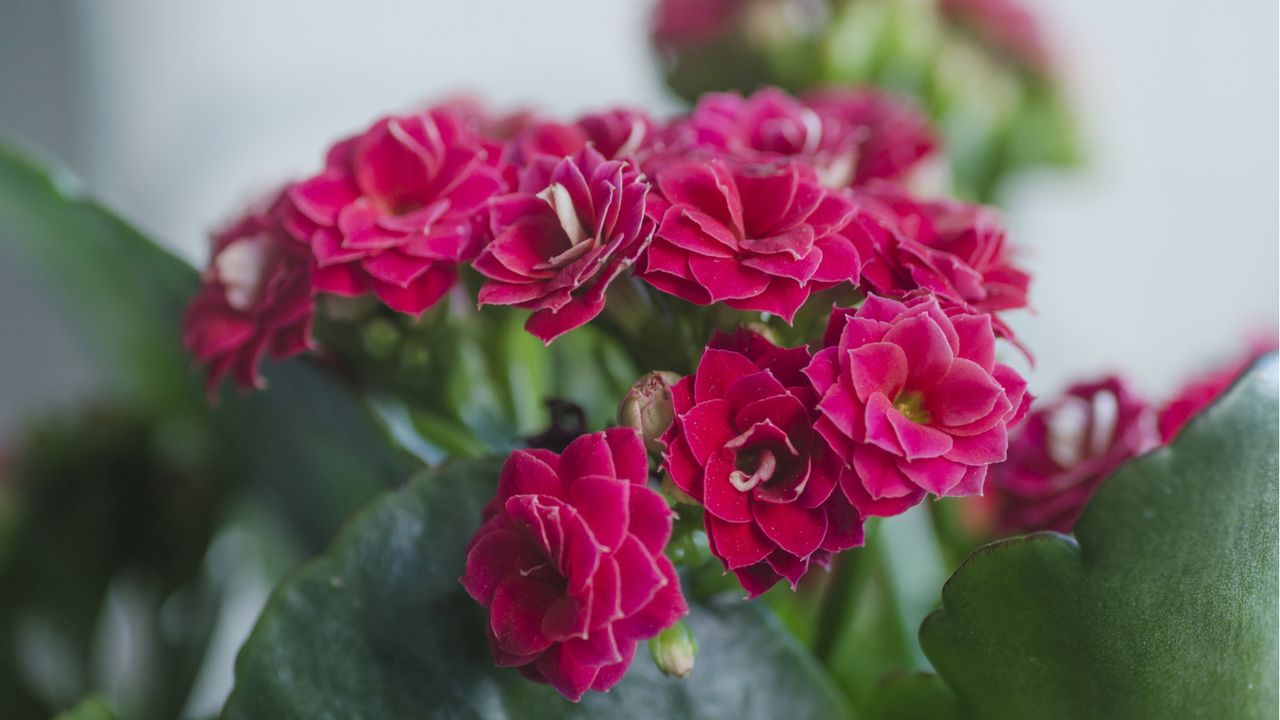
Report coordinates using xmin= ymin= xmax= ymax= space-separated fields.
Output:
xmin=474 ymin=146 xmax=655 ymax=343
xmin=1158 ymin=343 xmax=1278 ymax=442
xmin=282 ymin=106 xmax=506 ymax=316
xmin=636 ymin=156 xmax=859 ymax=322
xmin=661 ymin=330 xmax=864 ymax=598
xmin=183 ymin=193 xmax=313 ymax=393
xmin=664 ymin=87 xmax=937 ymax=188
xmin=806 ymin=294 xmax=1030 ymax=517
xmin=506 ymin=108 xmax=658 ymax=167
xmin=988 ymin=377 xmax=1157 ymax=533
xmin=651 ymin=0 xmax=741 ymax=49
xmin=847 ymin=181 xmax=1030 ymax=342
xmin=460 ymin=429 xmax=687 ymax=701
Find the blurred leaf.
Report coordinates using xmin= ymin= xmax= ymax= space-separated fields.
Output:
xmin=0 ymin=141 xmax=198 ymax=411
xmin=910 ymin=357 xmax=1279 ymax=719
xmin=0 ymin=140 xmax=417 ymax=718
xmin=222 ymin=458 xmax=850 ymax=719
xmin=860 ymin=674 xmax=963 ymax=720
xmin=54 ymin=696 xmax=116 ymax=720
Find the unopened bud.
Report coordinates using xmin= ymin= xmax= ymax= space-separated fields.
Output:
xmin=617 ymin=371 xmax=682 ymax=455
xmin=649 ymin=620 xmax=697 ymax=679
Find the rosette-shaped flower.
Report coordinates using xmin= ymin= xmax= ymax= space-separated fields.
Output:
xmin=661 ymin=330 xmax=864 ymax=597
xmin=988 ymin=377 xmax=1157 ymax=533
xmin=806 ymin=294 xmax=1030 ymax=517
xmin=460 ymin=429 xmax=687 ymax=701
xmin=853 ymin=182 xmax=1030 ymax=317
xmin=637 ymin=157 xmax=859 ymax=321
xmin=507 ymin=108 xmax=658 ymax=166
xmin=282 ymin=106 xmax=506 ymax=316
xmin=475 ymin=146 xmax=655 ymax=342
xmin=664 ymin=87 xmax=936 ymax=188
xmin=184 ymin=194 xmax=313 ymax=392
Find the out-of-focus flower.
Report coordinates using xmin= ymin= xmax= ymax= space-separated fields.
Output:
xmin=651 ymin=0 xmax=741 ymax=50
xmin=847 ymin=181 xmax=1030 ymax=341
xmin=637 ymin=157 xmax=859 ymax=322
xmin=1158 ymin=343 xmax=1279 ymax=442
xmin=988 ymin=376 xmax=1157 ymax=533
xmin=662 ymin=330 xmax=864 ymax=598
xmin=806 ymin=294 xmax=1030 ymax=517
xmin=474 ymin=146 xmax=655 ymax=343
xmin=281 ymin=106 xmax=506 ymax=317
xmin=184 ymin=193 xmax=313 ymax=393
xmin=664 ymin=87 xmax=937 ymax=188
xmin=460 ymin=429 xmax=687 ymax=702
xmin=940 ymin=0 xmax=1053 ymax=75
xmin=507 ymin=108 xmax=659 ymax=168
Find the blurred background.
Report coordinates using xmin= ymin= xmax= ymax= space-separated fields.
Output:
xmin=0 ymin=0 xmax=1275 ymax=717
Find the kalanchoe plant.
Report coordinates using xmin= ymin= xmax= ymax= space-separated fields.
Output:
xmin=175 ymin=87 xmax=1045 ymax=702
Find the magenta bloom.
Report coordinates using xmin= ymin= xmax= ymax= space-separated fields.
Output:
xmin=1158 ymin=343 xmax=1278 ymax=442
xmin=665 ymin=88 xmax=937 ymax=188
xmin=847 ymin=182 xmax=1030 ymax=347
xmin=988 ymin=377 xmax=1157 ymax=533
xmin=637 ymin=157 xmax=859 ymax=322
xmin=651 ymin=0 xmax=741 ymax=49
xmin=184 ymin=194 xmax=313 ymax=393
xmin=806 ymin=294 xmax=1030 ymax=517
xmin=507 ymin=108 xmax=658 ymax=166
xmin=662 ymin=330 xmax=864 ymax=598
xmin=282 ymin=106 xmax=506 ymax=316
xmin=460 ymin=429 xmax=687 ymax=701
xmin=474 ymin=146 xmax=655 ymax=343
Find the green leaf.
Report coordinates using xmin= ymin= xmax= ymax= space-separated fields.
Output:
xmin=0 ymin=141 xmax=198 ymax=411
xmin=914 ymin=357 xmax=1279 ymax=719
xmin=222 ymin=458 xmax=850 ymax=719
xmin=860 ymin=674 xmax=963 ymax=720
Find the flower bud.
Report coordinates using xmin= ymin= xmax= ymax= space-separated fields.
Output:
xmin=617 ymin=371 xmax=682 ymax=455
xmin=649 ymin=620 xmax=697 ymax=679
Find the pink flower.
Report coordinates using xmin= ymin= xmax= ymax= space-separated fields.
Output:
xmin=806 ymin=294 xmax=1030 ymax=517
xmin=474 ymin=146 xmax=655 ymax=343
xmin=460 ymin=429 xmax=687 ymax=701
xmin=664 ymin=88 xmax=937 ymax=188
xmin=636 ymin=157 xmax=859 ymax=322
xmin=651 ymin=0 xmax=741 ymax=49
xmin=281 ymin=106 xmax=506 ymax=316
xmin=988 ymin=377 xmax=1157 ymax=533
xmin=507 ymin=108 xmax=658 ymax=167
xmin=940 ymin=0 xmax=1053 ymax=74
xmin=661 ymin=330 xmax=864 ymax=598
xmin=184 ymin=193 xmax=314 ymax=393
xmin=802 ymin=88 xmax=939 ymax=186
xmin=1158 ymin=342 xmax=1278 ymax=442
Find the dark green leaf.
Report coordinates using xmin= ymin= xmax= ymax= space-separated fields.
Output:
xmin=222 ymin=458 xmax=850 ymax=719
xmin=54 ymin=696 xmax=116 ymax=720
xmin=916 ymin=357 xmax=1279 ymax=719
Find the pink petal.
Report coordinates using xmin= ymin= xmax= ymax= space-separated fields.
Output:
xmin=680 ymin=399 xmax=736 ymax=464
xmin=603 ymin=427 xmax=649 ymax=485
xmin=886 ymin=409 xmax=954 ymax=459
xmin=560 ymin=432 xmax=616 ymax=483
xmin=569 ymin=476 xmax=630 ymax=551
xmin=884 ymin=311 xmax=956 ymax=390
xmin=627 ymin=485 xmax=675 ymax=556
xmin=703 ymin=452 xmax=753 ymax=522
xmin=926 ymin=358 xmax=1004 ymax=428
xmin=489 ymin=574 xmax=560 ymax=657
xmin=848 ymin=342 xmax=909 ymax=402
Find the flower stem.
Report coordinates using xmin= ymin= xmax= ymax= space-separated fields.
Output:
xmin=812 ymin=521 xmax=880 ymax=665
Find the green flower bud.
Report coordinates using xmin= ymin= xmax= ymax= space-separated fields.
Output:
xmin=649 ymin=620 xmax=697 ymax=679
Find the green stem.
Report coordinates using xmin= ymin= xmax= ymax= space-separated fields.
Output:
xmin=812 ymin=522 xmax=880 ymax=665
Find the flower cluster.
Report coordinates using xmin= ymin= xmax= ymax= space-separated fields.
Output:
xmin=185 ymin=87 xmax=971 ymax=391
xmin=189 ymin=86 xmax=1037 ymax=702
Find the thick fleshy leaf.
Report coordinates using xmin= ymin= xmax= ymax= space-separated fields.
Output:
xmin=222 ymin=459 xmax=850 ymax=719
xmin=911 ymin=357 xmax=1279 ymax=719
